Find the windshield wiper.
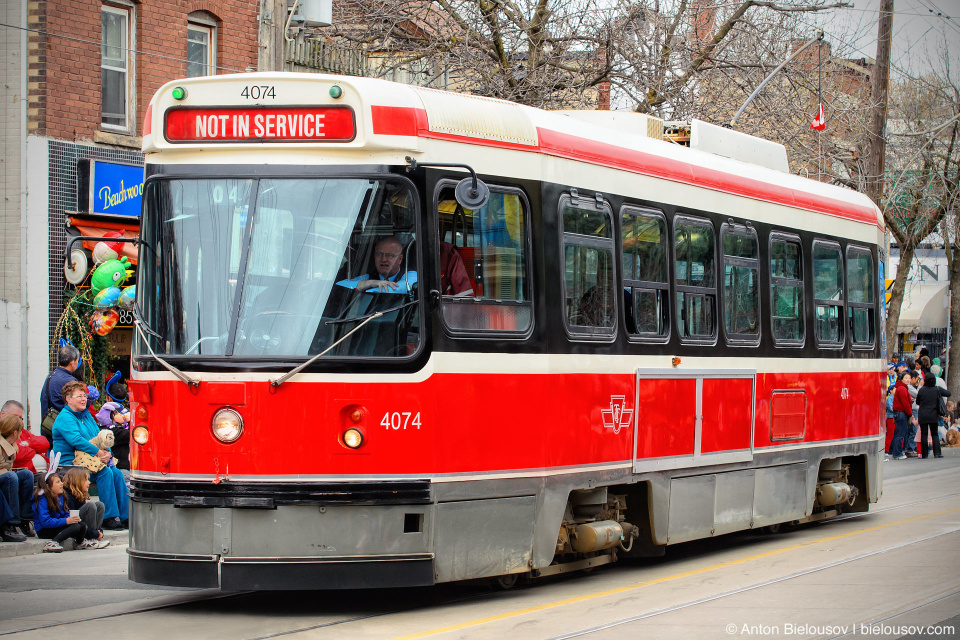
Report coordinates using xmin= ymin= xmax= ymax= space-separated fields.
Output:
xmin=133 ymin=307 xmax=200 ymax=387
xmin=132 ymin=303 xmax=162 ymax=340
xmin=270 ymin=299 xmax=418 ymax=388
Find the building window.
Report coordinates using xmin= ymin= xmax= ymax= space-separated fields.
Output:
xmin=101 ymin=4 xmax=133 ymax=130
xmin=561 ymin=194 xmax=616 ymax=337
xmin=721 ymin=224 xmax=760 ymax=345
xmin=770 ymin=234 xmax=805 ymax=346
xmin=846 ymin=246 xmax=875 ymax=347
xmin=187 ymin=23 xmax=216 ymax=77
xmin=813 ymin=241 xmax=844 ymax=347
xmin=621 ymin=207 xmax=669 ymax=340
xmin=675 ymin=216 xmax=717 ymax=343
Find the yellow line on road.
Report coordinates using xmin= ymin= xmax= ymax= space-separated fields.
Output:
xmin=391 ymin=506 xmax=960 ymax=640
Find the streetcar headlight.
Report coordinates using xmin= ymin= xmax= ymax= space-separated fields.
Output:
xmin=132 ymin=425 xmax=149 ymax=445
xmin=342 ymin=428 xmax=364 ymax=449
xmin=212 ymin=407 xmax=244 ymax=443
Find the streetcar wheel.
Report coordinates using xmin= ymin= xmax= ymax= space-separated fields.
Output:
xmin=761 ymin=524 xmax=782 ymax=534
xmin=490 ymin=574 xmax=520 ymax=590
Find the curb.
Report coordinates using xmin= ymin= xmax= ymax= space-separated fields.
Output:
xmin=0 ymin=529 xmax=128 ymax=558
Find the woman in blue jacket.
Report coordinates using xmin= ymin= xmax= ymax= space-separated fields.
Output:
xmin=51 ymin=380 xmax=128 ymax=529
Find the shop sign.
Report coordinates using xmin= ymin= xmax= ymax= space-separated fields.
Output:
xmin=77 ymin=159 xmax=145 ymax=218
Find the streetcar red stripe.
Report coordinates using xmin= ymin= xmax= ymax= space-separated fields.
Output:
xmin=535 ymin=128 xmax=880 ymax=227
xmin=370 ymin=105 xmax=421 ymax=137
xmin=131 ymin=371 xmax=882 ymax=477
xmin=367 ymin=106 xmax=879 ymax=228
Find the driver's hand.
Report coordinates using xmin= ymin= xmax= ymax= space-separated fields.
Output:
xmin=358 ymin=279 xmax=398 ymax=293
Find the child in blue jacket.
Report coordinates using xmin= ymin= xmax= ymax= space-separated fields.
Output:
xmin=33 ymin=472 xmax=95 ymax=552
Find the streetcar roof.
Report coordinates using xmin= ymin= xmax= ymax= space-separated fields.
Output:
xmin=142 ymin=73 xmax=884 ymax=232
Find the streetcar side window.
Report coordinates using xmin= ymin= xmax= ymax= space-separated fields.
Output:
xmin=847 ymin=246 xmax=875 ymax=348
xmin=621 ymin=207 xmax=669 ymax=340
xmin=674 ymin=216 xmax=717 ymax=343
xmin=813 ymin=241 xmax=844 ymax=347
xmin=720 ymin=224 xmax=760 ymax=345
xmin=770 ymin=235 xmax=805 ymax=346
xmin=436 ymin=183 xmax=532 ymax=334
xmin=561 ymin=194 xmax=616 ymax=337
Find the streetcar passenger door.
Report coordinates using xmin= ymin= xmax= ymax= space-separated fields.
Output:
xmin=632 ymin=369 xmax=755 ymax=473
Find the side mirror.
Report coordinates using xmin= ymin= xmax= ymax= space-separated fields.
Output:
xmin=405 ymin=156 xmax=490 ymax=209
xmin=454 ymin=176 xmax=489 ymax=209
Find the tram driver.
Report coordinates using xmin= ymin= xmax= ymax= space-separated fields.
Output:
xmin=337 ymin=236 xmax=418 ymax=295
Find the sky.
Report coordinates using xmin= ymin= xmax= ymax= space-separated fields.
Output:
xmin=816 ymin=0 xmax=960 ymax=81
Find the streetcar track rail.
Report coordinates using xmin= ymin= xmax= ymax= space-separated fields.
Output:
xmin=543 ymin=528 xmax=960 ymax=640
xmin=391 ymin=504 xmax=960 ymax=640
xmin=825 ymin=587 xmax=960 ymax=640
xmin=2 ymin=473 xmax=958 ymax=637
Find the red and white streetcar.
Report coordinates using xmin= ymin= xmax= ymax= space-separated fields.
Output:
xmin=127 ymin=73 xmax=885 ymax=590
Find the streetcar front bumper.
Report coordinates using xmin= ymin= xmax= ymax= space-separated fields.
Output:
xmin=128 ymin=549 xmax=435 ymax=590
xmin=127 ymin=479 xmax=435 ymax=590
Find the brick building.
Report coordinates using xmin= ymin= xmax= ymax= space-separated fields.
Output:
xmin=0 ymin=0 xmax=257 ymax=426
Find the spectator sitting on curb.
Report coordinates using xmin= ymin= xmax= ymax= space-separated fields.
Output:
xmin=0 ymin=414 xmax=34 ymax=541
xmin=33 ymin=464 xmax=96 ymax=552
xmin=2 ymin=401 xmax=49 ymax=476
xmin=51 ymin=381 xmax=129 ymax=530
xmin=62 ymin=468 xmax=109 ymax=548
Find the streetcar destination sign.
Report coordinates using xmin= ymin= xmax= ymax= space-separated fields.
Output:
xmin=164 ymin=106 xmax=356 ymax=142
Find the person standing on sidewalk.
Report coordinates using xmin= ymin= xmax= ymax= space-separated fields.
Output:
xmin=905 ymin=370 xmax=921 ymax=457
xmin=890 ymin=371 xmax=913 ymax=460
xmin=916 ymin=372 xmax=950 ymax=459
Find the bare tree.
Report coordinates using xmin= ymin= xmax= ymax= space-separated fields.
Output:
xmin=877 ymin=67 xmax=957 ymax=367
xmin=326 ymin=0 xmax=848 ymax=113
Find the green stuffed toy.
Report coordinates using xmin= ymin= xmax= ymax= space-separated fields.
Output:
xmin=90 ymin=257 xmax=133 ymax=295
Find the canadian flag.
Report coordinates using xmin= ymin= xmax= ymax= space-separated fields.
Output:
xmin=810 ymin=103 xmax=826 ymax=131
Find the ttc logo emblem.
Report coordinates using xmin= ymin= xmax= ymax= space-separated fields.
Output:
xmin=602 ymin=395 xmax=633 ymax=434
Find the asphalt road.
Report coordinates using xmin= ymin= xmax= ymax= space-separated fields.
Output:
xmin=1 ymin=452 xmax=959 ymax=640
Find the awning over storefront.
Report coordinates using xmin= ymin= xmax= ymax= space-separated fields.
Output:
xmin=896 ymin=282 xmax=949 ymax=333
xmin=67 ymin=216 xmax=139 ymax=265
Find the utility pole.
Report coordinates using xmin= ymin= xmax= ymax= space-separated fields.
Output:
xmin=868 ymin=0 xmax=895 ymax=359
xmin=865 ymin=0 xmax=894 ymax=209
xmin=258 ymin=0 xmax=287 ymax=71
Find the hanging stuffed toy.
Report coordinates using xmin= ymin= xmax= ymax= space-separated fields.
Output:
xmin=119 ymin=285 xmax=136 ymax=310
xmin=90 ymin=257 xmax=133 ymax=295
xmin=89 ymin=308 xmax=120 ymax=336
xmin=93 ymin=286 xmax=122 ymax=309
xmin=92 ymin=232 xmax=125 ymax=264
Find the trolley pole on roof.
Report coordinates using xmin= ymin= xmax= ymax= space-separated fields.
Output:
xmin=729 ymin=31 xmax=823 ymax=129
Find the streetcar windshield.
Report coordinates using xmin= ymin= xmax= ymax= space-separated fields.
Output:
xmin=138 ymin=177 xmax=420 ymax=359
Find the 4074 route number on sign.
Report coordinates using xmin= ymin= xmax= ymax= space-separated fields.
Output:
xmin=381 ymin=412 xmax=422 ymax=430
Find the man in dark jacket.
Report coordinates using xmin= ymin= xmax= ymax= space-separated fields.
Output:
xmin=40 ymin=345 xmax=82 ymax=417
xmin=916 ymin=372 xmax=950 ymax=459
xmin=38 ymin=345 xmax=83 ymax=446
xmin=890 ymin=371 xmax=913 ymax=460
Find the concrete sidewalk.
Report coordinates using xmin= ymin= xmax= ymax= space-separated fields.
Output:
xmin=0 ymin=528 xmax=128 ymax=557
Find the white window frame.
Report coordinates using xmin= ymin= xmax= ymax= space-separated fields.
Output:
xmin=187 ymin=17 xmax=217 ymax=78
xmin=101 ymin=3 xmax=136 ymax=133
